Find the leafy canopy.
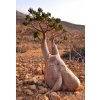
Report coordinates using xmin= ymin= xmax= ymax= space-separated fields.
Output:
xmin=23 ymin=7 xmax=66 ymax=38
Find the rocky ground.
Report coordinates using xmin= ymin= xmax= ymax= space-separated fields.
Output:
xmin=16 ymin=21 xmax=85 ymax=100
xmin=16 ymin=47 xmax=85 ymax=100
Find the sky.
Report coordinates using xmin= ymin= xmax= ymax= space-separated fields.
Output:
xmin=16 ymin=0 xmax=85 ymax=25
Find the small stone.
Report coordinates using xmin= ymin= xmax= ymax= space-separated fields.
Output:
xmin=35 ymin=94 xmax=49 ymax=100
xmin=32 ymin=76 xmax=38 ymax=83
xmin=37 ymin=80 xmax=43 ymax=85
xmin=17 ymin=81 xmax=23 ymax=85
xmin=30 ymin=84 xmax=37 ymax=90
xmin=74 ymin=91 xmax=80 ymax=95
xmin=16 ymin=96 xmax=23 ymax=100
xmin=32 ymin=75 xmax=44 ymax=84
xmin=38 ymin=89 xmax=48 ymax=94
xmin=56 ymin=91 xmax=61 ymax=95
xmin=42 ymin=83 xmax=48 ymax=88
xmin=38 ymin=86 xmax=48 ymax=94
xmin=66 ymin=92 xmax=73 ymax=96
xmin=50 ymin=92 xmax=57 ymax=95
xmin=24 ymin=89 xmax=33 ymax=95
xmin=36 ymin=67 xmax=42 ymax=74
xmin=16 ymin=88 xmax=23 ymax=96
xmin=38 ymin=86 xmax=45 ymax=90
xmin=49 ymin=92 xmax=62 ymax=100
xmin=23 ymin=96 xmax=33 ymax=100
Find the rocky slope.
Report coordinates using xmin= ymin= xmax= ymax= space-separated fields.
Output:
xmin=16 ymin=10 xmax=85 ymax=100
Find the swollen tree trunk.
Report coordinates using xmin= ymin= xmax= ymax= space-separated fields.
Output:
xmin=41 ymin=33 xmax=80 ymax=91
xmin=51 ymin=38 xmax=60 ymax=56
xmin=41 ymin=33 xmax=50 ymax=60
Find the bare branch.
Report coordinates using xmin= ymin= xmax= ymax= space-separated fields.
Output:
xmin=45 ymin=27 xmax=55 ymax=33
xmin=53 ymin=30 xmax=64 ymax=38
xmin=72 ymin=48 xmax=83 ymax=58
xmin=29 ymin=22 xmax=42 ymax=32
xmin=38 ymin=22 xmax=45 ymax=33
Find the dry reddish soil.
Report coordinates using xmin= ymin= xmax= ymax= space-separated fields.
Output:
xmin=16 ymin=23 xmax=85 ymax=100
xmin=16 ymin=46 xmax=85 ymax=100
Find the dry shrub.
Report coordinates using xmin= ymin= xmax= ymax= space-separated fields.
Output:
xmin=61 ymin=47 xmax=85 ymax=61
xmin=16 ymin=46 xmax=27 ymax=53
xmin=16 ymin=43 xmax=33 ymax=53
xmin=16 ymin=24 xmax=23 ymax=33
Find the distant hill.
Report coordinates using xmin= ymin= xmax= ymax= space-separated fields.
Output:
xmin=16 ymin=10 xmax=26 ymax=24
xmin=61 ymin=21 xmax=85 ymax=32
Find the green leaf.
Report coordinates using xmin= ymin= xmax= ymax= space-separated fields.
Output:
xmin=38 ymin=8 xmax=43 ymax=12
xmin=25 ymin=15 xmax=30 ymax=20
xmin=58 ymin=24 xmax=63 ymax=29
xmin=46 ymin=12 xmax=51 ymax=17
xmin=47 ymin=18 xmax=52 ymax=22
xmin=32 ymin=31 xmax=41 ymax=38
xmin=62 ymin=29 xmax=67 ymax=33
xmin=55 ymin=18 xmax=61 ymax=23
xmin=23 ymin=20 xmax=29 ymax=26
xmin=51 ymin=17 xmax=55 ymax=21
xmin=55 ymin=24 xmax=63 ymax=30
xmin=28 ymin=8 xmax=33 ymax=14
xmin=42 ymin=12 xmax=46 ymax=18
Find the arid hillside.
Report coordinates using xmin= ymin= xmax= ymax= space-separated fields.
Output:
xmin=16 ymin=10 xmax=85 ymax=100
xmin=16 ymin=10 xmax=26 ymax=24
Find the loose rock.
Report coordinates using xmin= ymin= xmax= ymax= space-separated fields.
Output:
xmin=38 ymin=86 xmax=48 ymax=94
xmin=16 ymin=96 xmax=24 ymax=100
xmin=49 ymin=92 xmax=62 ymax=100
xmin=37 ymin=66 xmax=42 ymax=74
xmin=30 ymin=84 xmax=37 ymax=90
xmin=37 ymin=80 xmax=43 ymax=85
xmin=24 ymin=89 xmax=33 ymax=95
xmin=35 ymin=94 xmax=49 ymax=100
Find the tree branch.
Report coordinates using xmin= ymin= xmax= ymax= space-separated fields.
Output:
xmin=32 ymin=24 xmax=42 ymax=32
xmin=72 ymin=48 xmax=83 ymax=58
xmin=45 ymin=27 xmax=55 ymax=33
xmin=29 ymin=22 xmax=42 ymax=32
xmin=53 ymin=30 xmax=63 ymax=38
xmin=38 ymin=22 xmax=45 ymax=33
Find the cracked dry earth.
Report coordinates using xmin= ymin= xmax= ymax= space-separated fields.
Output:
xmin=16 ymin=49 xmax=85 ymax=100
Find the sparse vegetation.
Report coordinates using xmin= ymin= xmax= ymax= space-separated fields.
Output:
xmin=16 ymin=8 xmax=85 ymax=100
xmin=61 ymin=47 xmax=85 ymax=61
xmin=22 ymin=8 xmax=66 ymax=41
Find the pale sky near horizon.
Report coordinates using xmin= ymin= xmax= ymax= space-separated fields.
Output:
xmin=16 ymin=0 xmax=85 ymax=25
